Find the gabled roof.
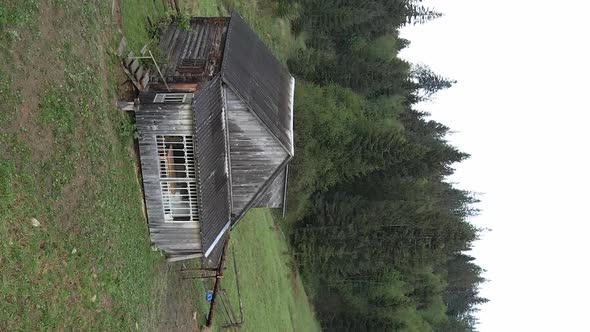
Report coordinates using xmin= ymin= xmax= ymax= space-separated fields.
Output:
xmin=221 ymin=12 xmax=295 ymax=156
xmin=190 ymin=13 xmax=295 ymax=267
xmin=192 ymin=75 xmax=231 ymax=264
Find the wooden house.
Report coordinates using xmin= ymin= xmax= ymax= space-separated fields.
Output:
xmin=134 ymin=12 xmax=294 ymax=266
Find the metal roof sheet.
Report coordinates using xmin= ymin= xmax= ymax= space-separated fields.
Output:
xmin=192 ymin=75 xmax=232 ymax=257
xmin=221 ymin=12 xmax=295 ymax=156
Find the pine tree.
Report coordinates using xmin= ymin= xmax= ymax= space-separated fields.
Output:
xmin=412 ymin=64 xmax=457 ymax=99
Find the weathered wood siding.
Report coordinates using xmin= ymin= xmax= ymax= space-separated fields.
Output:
xmin=136 ymin=100 xmax=203 ymax=258
xmin=225 ymin=86 xmax=288 ymax=216
xmin=253 ymin=167 xmax=286 ymax=208
xmin=158 ymin=18 xmax=229 ymax=83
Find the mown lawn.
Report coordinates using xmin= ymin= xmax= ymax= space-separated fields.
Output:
xmin=0 ymin=0 xmax=316 ymax=330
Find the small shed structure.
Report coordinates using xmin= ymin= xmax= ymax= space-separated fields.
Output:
xmin=134 ymin=12 xmax=294 ymax=266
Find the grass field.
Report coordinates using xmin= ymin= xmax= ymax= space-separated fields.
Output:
xmin=0 ymin=0 xmax=316 ymax=330
xmin=0 ymin=1 xmax=165 ymax=330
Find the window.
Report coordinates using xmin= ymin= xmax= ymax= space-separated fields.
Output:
xmin=161 ymin=181 xmax=198 ymax=222
xmin=153 ymin=93 xmax=188 ymax=103
xmin=157 ymin=135 xmax=198 ymax=222
xmin=157 ymin=135 xmax=195 ymax=179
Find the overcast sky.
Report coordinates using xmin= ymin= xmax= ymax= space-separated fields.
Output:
xmin=399 ymin=0 xmax=590 ymax=330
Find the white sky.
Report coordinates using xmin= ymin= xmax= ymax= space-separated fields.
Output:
xmin=399 ymin=1 xmax=590 ymax=331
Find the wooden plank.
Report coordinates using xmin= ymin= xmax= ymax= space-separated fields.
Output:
xmin=167 ymin=254 xmax=203 ymax=262
xmin=135 ymin=67 xmax=145 ymax=82
xmin=129 ymin=58 xmax=140 ymax=75
xmin=116 ymin=37 xmax=127 ymax=56
xmin=121 ymin=63 xmax=142 ymax=91
xmin=140 ymin=69 xmax=150 ymax=89
xmin=116 ymin=101 xmax=135 ymax=112
xmin=125 ymin=52 xmax=135 ymax=67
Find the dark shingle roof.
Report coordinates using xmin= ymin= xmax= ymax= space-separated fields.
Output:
xmin=221 ymin=12 xmax=295 ymax=156
xmin=192 ymin=75 xmax=231 ymax=259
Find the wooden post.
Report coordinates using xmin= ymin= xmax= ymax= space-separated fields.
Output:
xmin=180 ymin=268 xmax=218 ymax=280
xmin=148 ymin=50 xmax=170 ymax=91
xmin=205 ymin=238 xmax=231 ymax=328
xmin=233 ymin=247 xmax=245 ymax=326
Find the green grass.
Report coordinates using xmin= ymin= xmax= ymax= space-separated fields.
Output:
xmin=0 ymin=159 xmax=15 ymax=212
xmin=221 ymin=0 xmax=302 ymax=63
xmin=120 ymin=0 xmax=167 ymax=52
xmin=0 ymin=1 xmax=165 ymax=330
xmin=195 ymin=209 xmax=321 ymax=332
xmin=0 ymin=0 xmax=40 ymax=52
xmin=181 ymin=0 xmax=223 ymax=16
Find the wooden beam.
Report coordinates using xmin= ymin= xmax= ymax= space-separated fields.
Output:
xmin=116 ymin=101 xmax=135 ymax=112
xmin=166 ymin=253 xmax=203 ymax=262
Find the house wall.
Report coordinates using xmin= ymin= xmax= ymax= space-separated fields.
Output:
xmin=224 ymin=86 xmax=289 ymax=217
xmin=136 ymin=100 xmax=203 ymax=258
xmin=253 ymin=167 xmax=286 ymax=208
xmin=158 ymin=17 xmax=229 ymax=84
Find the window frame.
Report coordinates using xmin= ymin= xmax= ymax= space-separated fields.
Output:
xmin=160 ymin=180 xmax=199 ymax=223
xmin=156 ymin=135 xmax=198 ymax=223
xmin=153 ymin=93 xmax=188 ymax=103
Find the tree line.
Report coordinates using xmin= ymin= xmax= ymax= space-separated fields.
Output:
xmin=275 ymin=0 xmax=488 ymax=331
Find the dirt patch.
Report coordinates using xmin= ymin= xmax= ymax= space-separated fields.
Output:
xmin=13 ymin=93 xmax=55 ymax=163
xmin=4 ymin=1 xmax=67 ymax=162
xmin=112 ymin=0 xmax=122 ymax=28
xmin=50 ymin=0 xmax=124 ymax=222
xmin=154 ymin=262 xmax=202 ymax=332
xmin=101 ymin=294 xmax=115 ymax=313
xmin=97 ymin=45 xmax=120 ymax=143
xmin=39 ymin=2 xmax=60 ymax=42
xmin=290 ymin=269 xmax=300 ymax=297
xmin=67 ymin=293 xmax=80 ymax=309
xmin=54 ymin=173 xmax=87 ymax=228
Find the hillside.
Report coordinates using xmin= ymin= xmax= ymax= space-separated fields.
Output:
xmin=0 ymin=0 xmax=319 ymax=330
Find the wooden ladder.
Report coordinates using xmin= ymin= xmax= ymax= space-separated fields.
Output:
xmin=123 ymin=50 xmax=151 ymax=91
xmin=117 ymin=37 xmax=156 ymax=91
